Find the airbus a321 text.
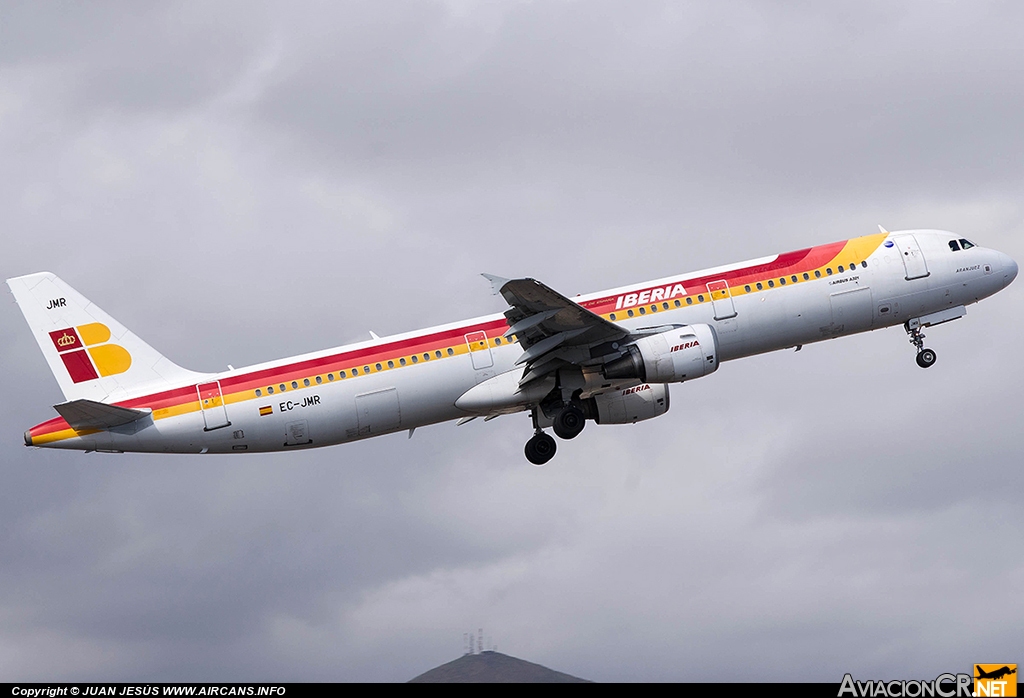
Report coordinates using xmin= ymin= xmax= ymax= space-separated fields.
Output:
xmin=8 ymin=228 xmax=1017 ymax=464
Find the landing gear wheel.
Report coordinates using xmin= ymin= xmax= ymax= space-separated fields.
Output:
xmin=552 ymin=405 xmax=586 ymax=440
xmin=524 ymin=431 xmax=557 ymax=466
xmin=916 ymin=348 xmax=937 ymax=369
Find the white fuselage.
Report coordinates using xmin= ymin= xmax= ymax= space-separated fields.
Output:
xmin=27 ymin=230 xmax=1017 ymax=454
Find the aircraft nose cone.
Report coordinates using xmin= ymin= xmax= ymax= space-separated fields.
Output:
xmin=1003 ymin=253 xmax=1019 ymax=286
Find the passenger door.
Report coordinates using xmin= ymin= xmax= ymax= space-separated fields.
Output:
xmin=196 ymin=381 xmax=230 ymax=431
xmin=892 ymin=235 xmax=930 ymax=280
xmin=706 ymin=280 xmax=737 ymax=320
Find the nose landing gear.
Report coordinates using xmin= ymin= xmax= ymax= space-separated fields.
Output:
xmin=916 ymin=348 xmax=937 ymax=368
xmin=906 ymin=321 xmax=937 ymax=368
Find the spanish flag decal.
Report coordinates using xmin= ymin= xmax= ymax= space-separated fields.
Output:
xmin=259 ymin=406 xmax=273 ymax=417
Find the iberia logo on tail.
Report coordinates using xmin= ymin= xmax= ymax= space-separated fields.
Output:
xmin=48 ymin=322 xmax=131 ymax=383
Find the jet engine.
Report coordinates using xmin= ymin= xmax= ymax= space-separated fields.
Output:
xmin=582 ymin=383 xmax=670 ymax=424
xmin=602 ymin=323 xmax=719 ymax=383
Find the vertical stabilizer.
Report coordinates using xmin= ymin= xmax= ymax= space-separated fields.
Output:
xmin=7 ymin=272 xmax=206 ymax=403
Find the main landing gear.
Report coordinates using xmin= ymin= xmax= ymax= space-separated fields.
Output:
xmin=525 ymin=403 xmax=587 ymax=465
xmin=525 ymin=430 xmax=556 ymax=466
xmin=905 ymin=321 xmax=937 ymax=369
xmin=553 ymin=404 xmax=585 ymax=440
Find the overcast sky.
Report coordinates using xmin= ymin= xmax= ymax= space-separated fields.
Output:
xmin=1 ymin=0 xmax=1022 ymax=682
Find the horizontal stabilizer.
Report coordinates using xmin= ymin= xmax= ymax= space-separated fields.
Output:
xmin=53 ymin=399 xmax=151 ymax=431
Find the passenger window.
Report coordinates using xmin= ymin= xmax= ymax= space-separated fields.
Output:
xmin=826 ymin=268 xmax=833 ymax=275
xmin=352 ymin=368 xmax=358 ymax=376
xmin=316 ymin=376 xmax=322 ymax=384
xmin=435 ymin=350 xmax=442 ymax=358
xmin=256 ymin=389 xmax=262 ymax=397
xmin=411 ymin=355 xmax=418 ymax=363
xmin=304 ymin=379 xmax=310 ymax=387
xmin=756 ymin=282 xmax=763 ymax=290
xmin=662 ymin=302 xmax=669 ymax=310
xmin=447 ymin=348 xmax=454 ymax=356
xmin=779 ymin=277 xmax=786 ymax=285
xmin=744 ymin=285 xmax=751 ymax=292
xmin=960 ymin=239 xmax=975 ymax=250
xmin=280 ymin=384 xmax=286 ymax=392
xmin=363 ymin=366 xmax=370 ymax=373
xmin=400 ymin=358 xmax=406 ymax=366
xmin=495 ymin=337 xmax=501 ymax=345
xmin=610 ymin=313 xmax=617 ymax=320
xmin=814 ymin=270 xmax=821 ymax=278
xmin=268 ymin=386 xmax=274 ymax=394
xmin=627 ymin=309 xmax=635 ymax=317
xmin=328 ymin=373 xmax=335 ymax=381
xmin=686 ymin=297 xmax=693 ymax=305
xmin=803 ymin=273 xmax=810 ymax=280
xmin=838 ymin=265 xmax=844 ymax=273
xmin=292 ymin=381 xmax=298 ymax=389
xmin=861 ymin=261 xmax=867 ymax=268
xmin=424 ymin=353 xmax=430 ymax=360
xmin=791 ymin=275 xmax=798 ymax=283
xmin=639 ymin=307 xmax=646 ymax=315
xmin=339 ymin=371 xmax=345 ymax=378
xmin=650 ymin=305 xmax=657 ymax=312
xmin=767 ymin=280 xmax=774 ymax=288
xmin=698 ymin=294 xmax=705 ymax=302
xmin=674 ymin=300 xmax=681 ymax=307
xmin=388 ymin=360 xmax=394 ymax=369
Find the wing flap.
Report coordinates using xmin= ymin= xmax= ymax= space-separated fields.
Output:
xmin=53 ymin=399 xmax=151 ymax=431
xmin=499 ymin=278 xmax=627 ymax=348
xmin=493 ymin=277 xmax=630 ymax=386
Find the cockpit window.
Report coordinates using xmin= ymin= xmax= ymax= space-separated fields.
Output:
xmin=949 ymin=240 xmax=961 ymax=252
xmin=959 ymin=238 xmax=976 ymax=250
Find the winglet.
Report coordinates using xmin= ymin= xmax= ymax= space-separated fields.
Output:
xmin=481 ymin=273 xmax=509 ymax=296
xmin=878 ymin=225 xmax=889 ymax=234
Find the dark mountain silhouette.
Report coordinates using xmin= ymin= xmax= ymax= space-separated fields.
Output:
xmin=409 ymin=650 xmax=590 ymax=683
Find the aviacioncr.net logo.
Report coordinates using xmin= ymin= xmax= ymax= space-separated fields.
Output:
xmin=839 ymin=673 xmax=973 ymax=698
xmin=974 ymin=665 xmax=1017 ymax=697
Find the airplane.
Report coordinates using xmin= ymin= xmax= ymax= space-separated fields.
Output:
xmin=7 ymin=228 xmax=1018 ymax=465
xmin=975 ymin=666 xmax=1017 ymax=681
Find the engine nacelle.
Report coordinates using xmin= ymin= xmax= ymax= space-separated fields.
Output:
xmin=583 ymin=383 xmax=670 ymax=424
xmin=602 ymin=323 xmax=719 ymax=383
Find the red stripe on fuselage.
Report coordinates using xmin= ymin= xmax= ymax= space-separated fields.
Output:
xmin=28 ymin=239 xmax=856 ymax=439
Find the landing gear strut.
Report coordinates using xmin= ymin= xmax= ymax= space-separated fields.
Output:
xmin=525 ymin=431 xmax=557 ymax=466
xmin=905 ymin=321 xmax=937 ymax=369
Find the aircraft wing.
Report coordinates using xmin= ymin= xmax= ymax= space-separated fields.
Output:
xmin=496 ymin=277 xmax=630 ymax=385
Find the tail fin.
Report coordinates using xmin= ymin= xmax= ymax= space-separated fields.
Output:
xmin=7 ymin=272 xmax=205 ymax=403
